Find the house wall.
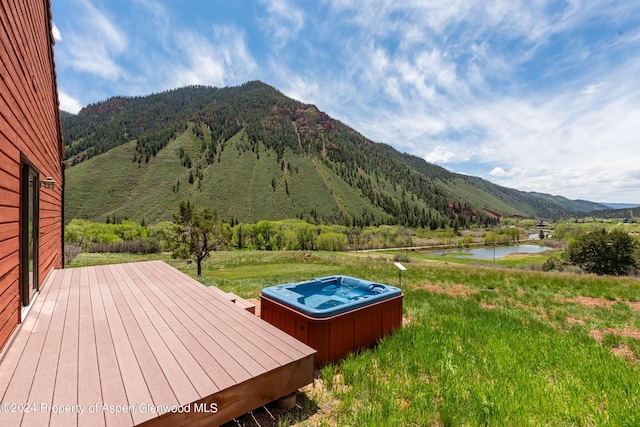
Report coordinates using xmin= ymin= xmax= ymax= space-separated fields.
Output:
xmin=0 ymin=0 xmax=63 ymax=350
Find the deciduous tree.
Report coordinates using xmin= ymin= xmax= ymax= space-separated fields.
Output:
xmin=172 ymin=201 xmax=231 ymax=276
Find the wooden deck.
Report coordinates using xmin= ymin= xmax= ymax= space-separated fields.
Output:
xmin=0 ymin=261 xmax=315 ymax=426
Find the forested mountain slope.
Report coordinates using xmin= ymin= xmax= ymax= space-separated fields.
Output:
xmin=62 ymin=81 xmax=605 ymax=225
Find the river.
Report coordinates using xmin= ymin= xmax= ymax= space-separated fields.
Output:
xmin=428 ymin=244 xmax=548 ymax=260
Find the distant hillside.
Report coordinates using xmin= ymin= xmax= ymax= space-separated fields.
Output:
xmin=601 ymin=203 xmax=640 ymax=210
xmin=62 ymin=81 xmax=604 ymax=226
xmin=397 ymin=155 xmax=606 ymax=218
xmin=576 ymin=205 xmax=640 ymax=220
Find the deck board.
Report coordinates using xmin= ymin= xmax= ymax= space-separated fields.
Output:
xmin=76 ymin=266 xmax=105 ymax=427
xmin=103 ymin=268 xmax=179 ymax=412
xmin=23 ymin=268 xmax=73 ymax=426
xmin=0 ymin=261 xmax=315 ymax=426
xmin=133 ymin=263 xmax=283 ymax=372
xmin=115 ymin=266 xmax=219 ymax=397
xmin=148 ymin=262 xmax=310 ymax=357
xmin=128 ymin=263 xmax=267 ymax=378
xmin=114 ymin=264 xmax=220 ymax=397
xmin=128 ymin=266 xmax=253 ymax=384
xmin=139 ymin=263 xmax=301 ymax=361
xmin=50 ymin=269 xmax=81 ymax=427
xmin=97 ymin=266 xmax=157 ymax=425
xmin=1 ymin=266 xmax=65 ymax=426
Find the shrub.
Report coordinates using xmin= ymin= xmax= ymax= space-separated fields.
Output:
xmin=88 ymin=238 xmax=161 ymax=254
xmin=565 ymin=228 xmax=637 ymax=275
xmin=541 ymin=256 xmax=565 ymax=272
xmin=65 ymin=218 xmax=147 ymax=247
xmin=64 ymin=244 xmax=82 ymax=265
xmin=393 ymin=253 xmax=411 ymax=263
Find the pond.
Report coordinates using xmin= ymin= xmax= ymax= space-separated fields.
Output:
xmin=428 ymin=244 xmax=548 ymax=260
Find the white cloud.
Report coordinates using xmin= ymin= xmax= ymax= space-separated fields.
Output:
xmin=258 ymin=0 xmax=305 ymax=48
xmin=132 ymin=0 xmax=166 ymax=17
xmin=462 ymin=76 xmax=640 ymax=200
xmin=489 ymin=167 xmax=506 ymax=177
xmin=58 ymin=91 xmax=83 ymax=114
xmin=489 ymin=167 xmax=525 ymax=178
xmin=52 ymin=22 xmax=62 ymax=41
xmin=281 ymin=75 xmax=320 ymax=105
xmin=170 ymin=25 xmax=256 ymax=88
xmin=297 ymin=1 xmax=640 ymax=202
xmin=50 ymin=0 xmax=640 ymax=202
xmin=581 ymin=82 xmax=610 ymax=95
xmin=64 ymin=0 xmax=127 ymax=80
xmin=425 ymin=146 xmax=456 ymax=164
xmin=67 ymin=43 xmax=124 ymax=80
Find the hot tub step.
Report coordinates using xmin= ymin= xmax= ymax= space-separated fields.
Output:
xmin=225 ymin=292 xmax=257 ymax=315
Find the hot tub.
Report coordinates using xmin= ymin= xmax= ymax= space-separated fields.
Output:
xmin=260 ymin=276 xmax=403 ymax=366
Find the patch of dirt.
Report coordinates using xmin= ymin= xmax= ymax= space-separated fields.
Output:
xmin=224 ymin=370 xmax=345 ymax=427
xmin=293 ymin=373 xmax=344 ymax=426
xmin=562 ymin=296 xmax=616 ymax=309
xmin=590 ymin=328 xmax=640 ymax=342
xmin=561 ymin=296 xmax=640 ymax=312
xmin=589 ymin=329 xmax=640 ymax=362
xmin=590 ymin=329 xmax=605 ymax=342
xmin=402 ymin=313 xmax=414 ymax=326
xmin=222 ymin=389 xmax=320 ymax=427
xmin=610 ymin=343 xmax=638 ymax=362
xmin=418 ymin=284 xmax=478 ymax=297
xmin=532 ymin=306 xmax=549 ymax=319
xmin=396 ymin=397 xmax=411 ymax=410
xmin=613 ymin=329 xmax=640 ymax=339
xmin=566 ymin=316 xmax=585 ymax=326
xmin=627 ymin=301 xmax=640 ymax=311
xmin=480 ymin=302 xmax=498 ymax=310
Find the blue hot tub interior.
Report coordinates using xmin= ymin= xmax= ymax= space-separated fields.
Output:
xmin=261 ymin=275 xmax=402 ymax=318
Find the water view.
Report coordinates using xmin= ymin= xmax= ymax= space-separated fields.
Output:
xmin=428 ymin=244 xmax=548 ymax=260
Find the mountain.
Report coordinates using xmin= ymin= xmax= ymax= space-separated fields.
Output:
xmin=61 ymin=81 xmax=605 ymax=226
xmin=601 ymin=203 xmax=640 ymax=210
xmin=575 ymin=205 xmax=640 ymax=220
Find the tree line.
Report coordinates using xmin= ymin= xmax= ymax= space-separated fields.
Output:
xmin=65 ymin=210 xmax=640 ymax=277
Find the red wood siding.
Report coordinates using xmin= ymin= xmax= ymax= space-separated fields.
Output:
xmin=0 ymin=0 xmax=63 ymax=351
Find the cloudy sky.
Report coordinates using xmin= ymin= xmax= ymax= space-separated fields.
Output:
xmin=52 ymin=0 xmax=640 ymax=204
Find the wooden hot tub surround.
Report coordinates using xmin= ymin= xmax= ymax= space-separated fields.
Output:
xmin=260 ymin=276 xmax=403 ymax=366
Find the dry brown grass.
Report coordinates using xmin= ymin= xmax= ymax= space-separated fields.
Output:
xmin=416 ymin=283 xmax=479 ymax=297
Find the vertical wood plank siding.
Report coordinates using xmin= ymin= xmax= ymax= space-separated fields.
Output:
xmin=0 ymin=0 xmax=63 ymax=351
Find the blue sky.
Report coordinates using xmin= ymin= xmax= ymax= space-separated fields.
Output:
xmin=51 ymin=0 xmax=640 ymax=204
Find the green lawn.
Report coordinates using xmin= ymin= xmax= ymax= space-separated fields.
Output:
xmin=67 ymin=250 xmax=640 ymax=426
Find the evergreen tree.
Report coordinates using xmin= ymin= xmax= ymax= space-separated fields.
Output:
xmin=566 ymin=228 xmax=637 ymax=275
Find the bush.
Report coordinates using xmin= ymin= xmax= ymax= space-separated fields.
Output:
xmin=88 ymin=238 xmax=161 ymax=254
xmin=65 ymin=219 xmax=148 ymax=247
xmin=64 ymin=244 xmax=82 ymax=265
xmin=565 ymin=228 xmax=637 ymax=275
xmin=541 ymin=256 xmax=565 ymax=272
xmin=393 ymin=253 xmax=411 ymax=263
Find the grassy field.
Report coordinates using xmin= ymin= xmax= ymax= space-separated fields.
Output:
xmin=67 ymin=250 xmax=640 ymax=426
